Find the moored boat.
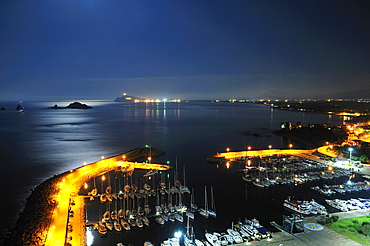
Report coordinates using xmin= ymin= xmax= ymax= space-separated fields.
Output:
xmin=283 ymin=196 xmax=311 ymax=215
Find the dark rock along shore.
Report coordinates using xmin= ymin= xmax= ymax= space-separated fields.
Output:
xmin=2 ymin=147 xmax=165 ymax=246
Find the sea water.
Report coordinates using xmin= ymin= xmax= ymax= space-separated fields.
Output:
xmin=1 ymin=100 xmax=355 ymax=245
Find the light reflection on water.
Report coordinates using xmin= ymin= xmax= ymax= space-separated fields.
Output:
xmin=0 ymin=101 xmax=348 ymax=244
xmin=86 ymin=228 xmax=94 ymax=246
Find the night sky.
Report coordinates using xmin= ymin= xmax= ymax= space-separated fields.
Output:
xmin=1 ymin=0 xmax=369 ymax=100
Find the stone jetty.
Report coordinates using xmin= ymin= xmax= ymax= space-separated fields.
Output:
xmin=3 ymin=147 xmax=165 ymax=246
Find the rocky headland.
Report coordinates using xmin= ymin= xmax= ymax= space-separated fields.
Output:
xmin=114 ymin=94 xmax=143 ymax=102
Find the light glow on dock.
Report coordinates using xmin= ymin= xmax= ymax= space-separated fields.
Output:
xmin=44 ymin=155 xmax=170 ymax=246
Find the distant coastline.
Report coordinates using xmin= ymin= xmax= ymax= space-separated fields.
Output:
xmin=254 ymin=99 xmax=370 ymax=117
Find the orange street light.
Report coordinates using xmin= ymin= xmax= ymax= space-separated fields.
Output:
xmin=289 ymin=144 xmax=293 ymax=150
xmin=226 ymin=148 xmax=230 ymax=152
xmin=102 ymin=175 xmax=106 ymax=181
xmin=247 ymin=146 xmax=251 ymax=151
xmin=268 ymin=145 xmax=272 ymax=149
xmin=148 ymin=156 xmax=152 ymax=163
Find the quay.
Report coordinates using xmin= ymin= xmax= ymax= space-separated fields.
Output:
xmin=44 ymin=148 xmax=170 ymax=246
xmin=7 ymin=146 xmax=370 ymax=245
xmin=214 ymin=148 xmax=316 ymax=160
xmin=232 ymin=209 xmax=370 ymax=246
xmin=212 ymin=147 xmax=370 ymax=246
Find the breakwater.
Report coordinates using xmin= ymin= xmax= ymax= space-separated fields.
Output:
xmin=3 ymin=173 xmax=67 ymax=246
xmin=3 ymin=147 xmax=165 ymax=246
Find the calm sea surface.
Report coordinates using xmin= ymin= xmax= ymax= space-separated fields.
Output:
xmin=1 ymin=100 xmax=362 ymax=245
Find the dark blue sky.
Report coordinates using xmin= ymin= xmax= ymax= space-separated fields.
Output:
xmin=1 ymin=0 xmax=369 ymax=100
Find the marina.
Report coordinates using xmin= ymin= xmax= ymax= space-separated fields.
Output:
xmin=227 ymin=153 xmax=353 ymax=188
xmin=3 ymin=101 xmax=369 ymax=246
xmin=44 ymin=148 xmax=370 ymax=245
xmin=6 ymin=144 xmax=370 ymax=246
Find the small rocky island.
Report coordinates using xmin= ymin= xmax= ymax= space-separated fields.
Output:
xmin=46 ymin=102 xmax=92 ymax=109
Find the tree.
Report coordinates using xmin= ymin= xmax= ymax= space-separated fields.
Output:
xmin=361 ymin=223 xmax=370 ymax=237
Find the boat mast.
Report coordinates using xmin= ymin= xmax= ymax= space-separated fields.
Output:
xmin=211 ymin=186 xmax=216 ymax=212
xmin=204 ymin=186 xmax=208 ymax=210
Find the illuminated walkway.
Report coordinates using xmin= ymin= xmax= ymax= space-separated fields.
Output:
xmin=44 ymin=154 xmax=170 ymax=246
xmin=214 ymin=148 xmax=317 ymax=160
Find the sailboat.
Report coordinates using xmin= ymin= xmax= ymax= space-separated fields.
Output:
xmin=89 ymin=176 xmax=98 ymax=197
xmin=167 ymin=181 xmax=175 ymax=213
xmin=144 ymin=196 xmax=151 ymax=215
xmin=97 ymin=221 xmax=107 ymax=236
xmin=174 ymin=212 xmax=184 ymax=223
xmin=155 ymin=214 xmax=165 ymax=225
xmin=208 ymin=186 xmax=217 ymax=218
xmin=186 ymin=190 xmax=195 ymax=220
xmin=136 ymin=216 xmax=144 ymax=228
xmin=95 ymin=210 xmax=107 ymax=236
xmin=180 ymin=166 xmax=191 ymax=194
xmin=184 ymin=215 xmax=196 ymax=246
xmin=120 ymin=217 xmax=130 ymax=231
xmin=191 ymin=188 xmax=198 ymax=210
xmin=100 ymin=174 xmax=107 ymax=203
xmin=199 ymin=186 xmax=209 ymax=219
xmin=114 ymin=219 xmax=122 ymax=231
xmin=142 ymin=215 xmax=150 ymax=226
xmin=155 ymin=188 xmax=163 ymax=215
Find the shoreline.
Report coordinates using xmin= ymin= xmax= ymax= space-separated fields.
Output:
xmin=2 ymin=147 xmax=166 ymax=246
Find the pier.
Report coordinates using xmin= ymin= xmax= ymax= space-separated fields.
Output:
xmin=44 ymin=149 xmax=170 ymax=246
xmin=214 ymin=148 xmax=317 ymax=160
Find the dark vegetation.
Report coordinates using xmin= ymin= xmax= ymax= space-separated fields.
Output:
xmin=329 ymin=215 xmax=370 ymax=244
xmin=318 ymin=215 xmax=339 ymax=225
xmin=274 ymin=123 xmax=348 ymax=148
xmin=334 ymin=142 xmax=370 ymax=163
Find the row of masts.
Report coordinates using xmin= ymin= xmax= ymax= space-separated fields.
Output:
xmin=87 ymin=163 xmax=217 ymax=236
xmin=242 ymin=155 xmax=352 ymax=188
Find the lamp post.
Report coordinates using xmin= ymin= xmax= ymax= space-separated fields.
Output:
xmin=349 ymin=147 xmax=353 ymax=163
xmin=289 ymin=144 xmax=293 ymax=150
